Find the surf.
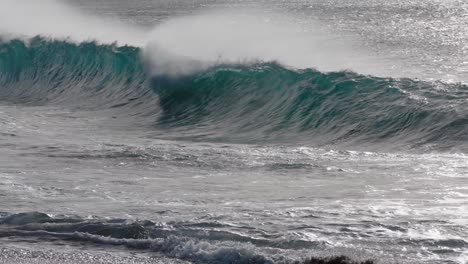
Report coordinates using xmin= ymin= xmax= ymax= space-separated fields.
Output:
xmin=1 ymin=38 xmax=468 ymax=152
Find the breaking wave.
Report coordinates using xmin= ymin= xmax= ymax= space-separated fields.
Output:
xmin=0 ymin=212 xmax=377 ymax=264
xmin=1 ymin=38 xmax=468 ymax=151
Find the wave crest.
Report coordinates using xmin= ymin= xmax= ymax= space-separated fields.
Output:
xmin=1 ymin=38 xmax=468 ymax=151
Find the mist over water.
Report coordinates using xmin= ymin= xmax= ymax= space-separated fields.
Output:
xmin=0 ymin=0 xmax=146 ymax=45
xmin=143 ymin=11 xmax=376 ymax=77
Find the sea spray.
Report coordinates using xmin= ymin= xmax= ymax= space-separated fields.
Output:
xmin=143 ymin=10 xmax=375 ymax=77
xmin=0 ymin=0 xmax=146 ymax=45
xmin=0 ymin=1 xmax=386 ymax=77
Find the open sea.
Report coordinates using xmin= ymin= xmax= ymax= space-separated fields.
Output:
xmin=0 ymin=0 xmax=467 ymax=263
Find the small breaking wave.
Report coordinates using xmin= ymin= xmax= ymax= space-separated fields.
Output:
xmin=0 ymin=212 xmax=377 ymax=264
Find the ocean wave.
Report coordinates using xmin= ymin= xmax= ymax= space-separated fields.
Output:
xmin=0 ymin=212 xmax=376 ymax=264
xmin=1 ymin=38 xmax=468 ymax=151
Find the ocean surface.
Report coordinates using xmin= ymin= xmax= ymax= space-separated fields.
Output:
xmin=0 ymin=0 xmax=467 ymax=263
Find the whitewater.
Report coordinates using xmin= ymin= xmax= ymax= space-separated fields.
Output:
xmin=0 ymin=0 xmax=467 ymax=264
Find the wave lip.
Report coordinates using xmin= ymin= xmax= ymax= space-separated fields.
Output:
xmin=1 ymin=38 xmax=468 ymax=151
xmin=0 ymin=212 xmax=51 ymax=225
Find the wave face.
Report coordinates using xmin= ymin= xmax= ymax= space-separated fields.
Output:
xmin=0 ymin=37 xmax=150 ymax=107
xmin=1 ymin=38 xmax=468 ymax=151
